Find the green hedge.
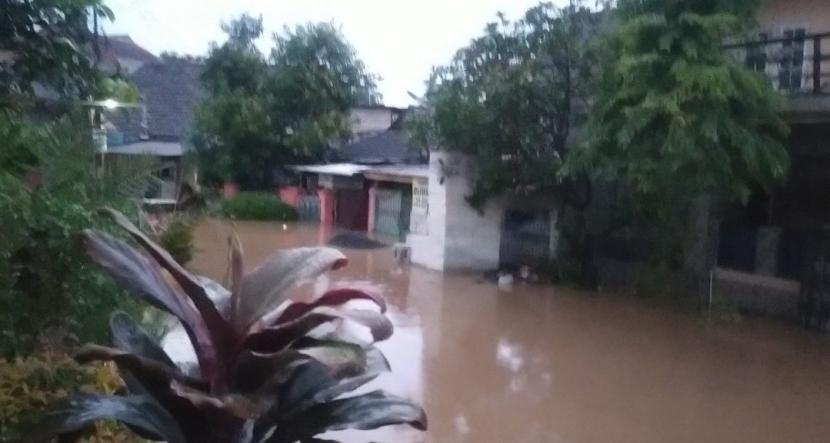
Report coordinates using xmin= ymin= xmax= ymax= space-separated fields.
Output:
xmin=221 ymin=192 xmax=298 ymax=221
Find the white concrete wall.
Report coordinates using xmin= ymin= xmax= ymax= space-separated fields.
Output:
xmin=349 ymin=108 xmax=396 ymax=138
xmin=408 ymin=154 xmax=447 ymax=271
xmin=408 ymin=152 xmax=503 ymax=272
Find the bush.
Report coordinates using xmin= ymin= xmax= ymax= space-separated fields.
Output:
xmin=0 ymin=353 xmax=134 ymax=440
xmin=158 ymin=215 xmax=196 ymax=265
xmin=0 ymin=114 xmax=148 ymax=358
xmin=221 ymin=191 xmax=298 ymax=221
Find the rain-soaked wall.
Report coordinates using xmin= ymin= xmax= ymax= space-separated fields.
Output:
xmin=408 ymin=152 xmax=503 ymax=271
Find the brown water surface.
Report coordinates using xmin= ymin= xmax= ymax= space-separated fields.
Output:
xmin=191 ymin=220 xmax=830 ymax=443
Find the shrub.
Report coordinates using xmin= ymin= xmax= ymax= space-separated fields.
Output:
xmin=0 ymin=353 xmax=135 ymax=441
xmin=0 ymin=114 xmax=150 ymax=358
xmin=15 ymin=208 xmax=426 ymax=443
xmin=158 ymin=215 xmax=196 ymax=265
xmin=221 ymin=191 xmax=298 ymax=221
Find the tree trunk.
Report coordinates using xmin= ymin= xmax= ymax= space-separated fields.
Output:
xmin=682 ymin=195 xmax=718 ymax=297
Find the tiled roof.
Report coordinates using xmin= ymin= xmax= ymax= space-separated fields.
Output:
xmin=99 ymin=35 xmax=159 ymax=65
xmin=132 ymin=61 xmax=203 ymax=140
xmin=105 ymin=60 xmax=204 ymax=145
xmin=336 ymin=130 xmax=422 ymax=165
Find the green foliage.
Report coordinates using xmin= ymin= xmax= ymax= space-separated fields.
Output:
xmin=193 ymin=16 xmax=379 ymax=189
xmin=21 ymin=213 xmax=426 ymax=442
xmin=0 ymin=0 xmax=135 ymax=111
xmin=0 ymin=113 xmax=147 ymax=358
xmin=158 ymin=216 xmax=196 ymax=265
xmin=0 ymin=353 xmax=139 ymax=441
xmin=567 ymin=0 xmax=789 ymax=213
xmin=221 ymin=192 xmax=298 ymax=221
xmin=409 ymin=2 xmax=603 ymax=208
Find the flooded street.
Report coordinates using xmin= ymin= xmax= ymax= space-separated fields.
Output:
xmin=191 ymin=220 xmax=830 ymax=443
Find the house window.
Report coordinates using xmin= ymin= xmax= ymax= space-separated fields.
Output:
xmin=410 ymin=179 xmax=429 ymax=235
xmin=779 ymin=28 xmax=806 ymax=92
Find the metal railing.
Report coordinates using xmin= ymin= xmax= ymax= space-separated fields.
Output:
xmin=725 ymin=32 xmax=830 ymax=95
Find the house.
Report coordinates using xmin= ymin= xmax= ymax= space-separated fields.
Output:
xmin=103 ymin=55 xmax=203 ymax=200
xmin=710 ymin=0 xmax=830 ymax=324
xmin=97 ymin=35 xmax=159 ymax=75
xmin=289 ymin=109 xmax=559 ymax=272
xmin=288 ymin=112 xmax=428 ymax=236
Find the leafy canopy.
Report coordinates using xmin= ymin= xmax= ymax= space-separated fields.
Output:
xmin=409 ymin=2 xmax=601 ymax=208
xmin=193 ymin=15 xmax=379 ymax=189
xmin=566 ymin=0 xmax=789 ymax=206
xmin=0 ymin=0 xmax=135 ymax=110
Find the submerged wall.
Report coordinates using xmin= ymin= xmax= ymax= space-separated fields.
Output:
xmin=408 ymin=152 xmax=503 ymax=272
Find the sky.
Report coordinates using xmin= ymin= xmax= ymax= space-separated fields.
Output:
xmin=103 ymin=0 xmax=563 ymax=107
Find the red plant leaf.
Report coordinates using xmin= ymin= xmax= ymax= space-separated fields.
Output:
xmin=79 ymin=230 xmax=217 ymax=380
xmin=233 ymin=247 xmax=348 ymax=334
xmin=276 ymin=288 xmax=387 ymax=325
xmin=242 ymin=312 xmax=340 ymax=354
xmin=101 ymin=208 xmax=238 ymax=387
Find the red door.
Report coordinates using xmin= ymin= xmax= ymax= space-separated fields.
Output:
xmin=335 ymin=189 xmax=369 ymax=231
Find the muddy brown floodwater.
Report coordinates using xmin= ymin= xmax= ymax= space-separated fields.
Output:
xmin=191 ymin=220 xmax=830 ymax=443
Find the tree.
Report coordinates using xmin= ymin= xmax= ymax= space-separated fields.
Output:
xmin=567 ymin=0 xmax=789 ymax=224
xmin=192 ymin=16 xmax=379 ymax=189
xmin=408 ymin=2 xmax=604 ymax=285
xmin=0 ymin=0 xmax=120 ymax=109
xmin=563 ymin=0 xmax=790 ymax=276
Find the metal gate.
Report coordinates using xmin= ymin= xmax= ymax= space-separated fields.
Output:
xmin=298 ymin=195 xmax=320 ymax=222
xmin=374 ymin=188 xmax=411 ymax=239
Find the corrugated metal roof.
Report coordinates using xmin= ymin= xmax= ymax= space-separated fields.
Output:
xmin=290 ymin=163 xmax=370 ymax=176
xmin=107 ymin=141 xmax=183 ymax=157
xmin=364 ymin=164 xmax=429 ymax=179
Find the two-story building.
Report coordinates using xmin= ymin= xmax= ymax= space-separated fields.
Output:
xmin=715 ymin=0 xmax=830 ymax=327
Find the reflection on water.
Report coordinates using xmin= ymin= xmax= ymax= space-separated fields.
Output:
xmin=191 ymin=220 xmax=830 ymax=443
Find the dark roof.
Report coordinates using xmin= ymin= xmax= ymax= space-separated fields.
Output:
xmin=106 ymin=60 xmax=204 ymax=144
xmin=336 ymin=129 xmax=422 ymax=165
xmin=100 ymin=35 xmax=159 ymax=65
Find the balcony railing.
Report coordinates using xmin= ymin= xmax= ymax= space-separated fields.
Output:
xmin=725 ymin=32 xmax=830 ymax=95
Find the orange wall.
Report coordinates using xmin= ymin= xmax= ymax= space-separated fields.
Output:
xmin=757 ymin=0 xmax=830 ymax=34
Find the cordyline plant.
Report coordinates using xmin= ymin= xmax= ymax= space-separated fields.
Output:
xmin=9 ymin=208 xmax=426 ymax=443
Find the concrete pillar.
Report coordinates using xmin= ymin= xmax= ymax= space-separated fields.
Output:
xmin=317 ymin=188 xmax=335 ymax=227
xmin=367 ymin=182 xmax=378 ymax=233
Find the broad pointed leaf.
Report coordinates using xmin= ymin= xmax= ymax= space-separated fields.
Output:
xmin=110 ymin=311 xmax=175 ymax=367
xmin=311 ymin=345 xmax=391 ymax=405
xmin=275 ymin=288 xmax=387 ymax=325
xmin=80 ymin=230 xmax=191 ymax=321
xmin=231 ymin=350 xmax=311 ymax=393
xmin=75 ymin=344 xmax=207 ymax=390
xmin=101 ymin=208 xmax=237 ymax=385
xmin=333 ymin=308 xmax=394 ymax=343
xmin=229 ymin=233 xmax=245 ymax=320
xmin=11 ymin=393 xmax=185 ymax=443
xmin=243 ymin=312 xmax=341 ymax=354
xmin=268 ymin=390 xmax=427 ymax=443
xmin=169 ymin=380 xmax=268 ymax=420
xmin=245 ymin=303 xmax=392 ymax=354
xmin=235 ymin=247 xmax=348 ymax=333
xmin=293 ymin=338 xmax=367 ymax=379
xmin=79 ymin=229 xmax=217 ymax=378
xmin=251 ymin=345 xmax=390 ymax=442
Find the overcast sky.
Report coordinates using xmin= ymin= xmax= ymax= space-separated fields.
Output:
xmin=103 ymin=0 xmax=564 ymax=107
